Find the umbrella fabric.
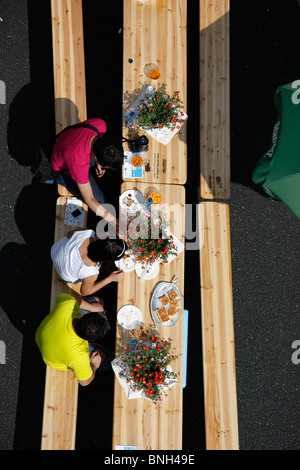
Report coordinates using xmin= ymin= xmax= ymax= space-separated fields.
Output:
xmin=252 ymin=82 xmax=300 ymax=219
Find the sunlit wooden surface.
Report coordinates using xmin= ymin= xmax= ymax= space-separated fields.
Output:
xmin=41 ymin=197 xmax=88 ymax=450
xmin=199 ymin=202 xmax=239 ymax=450
xmin=112 ymin=182 xmax=185 ymax=450
xmin=122 ymin=0 xmax=187 ymax=184
xmin=199 ymin=0 xmax=230 ymax=199
xmin=51 ymin=0 xmax=87 ymax=131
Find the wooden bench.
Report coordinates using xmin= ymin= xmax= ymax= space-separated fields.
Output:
xmin=41 ymin=0 xmax=88 ymax=450
xmin=198 ymin=202 xmax=239 ymax=450
xmin=41 ymin=198 xmax=88 ymax=450
xmin=51 ymin=0 xmax=87 ymax=197
xmin=199 ymin=0 xmax=230 ymax=199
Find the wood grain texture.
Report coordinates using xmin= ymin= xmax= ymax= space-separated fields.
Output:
xmin=43 ymin=0 xmax=88 ymax=448
xmin=41 ymin=197 xmax=88 ymax=450
xmin=112 ymin=182 xmax=185 ymax=450
xmin=51 ymin=0 xmax=87 ymax=197
xmin=199 ymin=202 xmax=238 ymax=450
xmin=51 ymin=0 xmax=87 ymax=131
xmin=123 ymin=0 xmax=187 ymax=184
xmin=199 ymin=0 xmax=230 ymax=199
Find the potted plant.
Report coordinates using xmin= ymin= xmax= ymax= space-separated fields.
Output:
xmin=134 ymin=87 xmax=185 ymax=131
xmin=127 ymin=212 xmax=178 ymax=265
xmin=114 ymin=335 xmax=179 ymax=404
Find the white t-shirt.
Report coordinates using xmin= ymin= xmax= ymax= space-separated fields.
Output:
xmin=51 ymin=229 xmax=100 ymax=283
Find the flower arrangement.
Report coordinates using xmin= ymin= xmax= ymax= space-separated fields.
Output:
xmin=128 ymin=213 xmax=177 ymax=265
xmin=135 ymin=87 xmax=185 ymax=131
xmin=117 ymin=335 xmax=179 ymax=403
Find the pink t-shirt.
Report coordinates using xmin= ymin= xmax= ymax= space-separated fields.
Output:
xmin=51 ymin=118 xmax=107 ymax=184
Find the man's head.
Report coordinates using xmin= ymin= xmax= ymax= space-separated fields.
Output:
xmin=74 ymin=311 xmax=110 ymax=343
xmin=92 ymin=139 xmax=124 ymax=171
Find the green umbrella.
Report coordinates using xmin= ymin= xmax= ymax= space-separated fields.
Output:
xmin=252 ymin=82 xmax=300 ymax=219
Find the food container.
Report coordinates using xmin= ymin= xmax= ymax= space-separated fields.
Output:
xmin=150 ymin=281 xmax=183 ymax=327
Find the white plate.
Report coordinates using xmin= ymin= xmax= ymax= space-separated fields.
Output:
xmin=117 ymin=305 xmax=142 ymax=330
xmin=150 ymin=281 xmax=183 ymax=327
xmin=135 ymin=261 xmax=160 ymax=280
xmin=114 ymin=251 xmax=135 ymax=272
xmin=119 ymin=189 xmax=144 ymax=214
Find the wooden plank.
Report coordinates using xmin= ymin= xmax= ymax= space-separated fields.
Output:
xmin=51 ymin=0 xmax=87 ymax=131
xmin=51 ymin=0 xmax=87 ymax=197
xmin=41 ymin=367 xmax=78 ymax=450
xmin=41 ymin=197 xmax=88 ymax=450
xmin=123 ymin=0 xmax=187 ymax=184
xmin=198 ymin=202 xmax=239 ymax=450
xmin=199 ymin=0 xmax=230 ymax=199
xmin=112 ymin=182 xmax=185 ymax=450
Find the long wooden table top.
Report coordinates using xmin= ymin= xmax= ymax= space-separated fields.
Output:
xmin=122 ymin=0 xmax=187 ymax=185
xmin=112 ymin=182 xmax=185 ymax=450
xmin=199 ymin=202 xmax=239 ymax=450
xmin=199 ymin=0 xmax=230 ymax=199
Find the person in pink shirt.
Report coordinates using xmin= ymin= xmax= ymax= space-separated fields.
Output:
xmin=51 ymin=118 xmax=124 ymax=229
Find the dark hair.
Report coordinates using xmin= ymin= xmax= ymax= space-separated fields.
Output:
xmin=93 ymin=140 xmax=124 ymax=170
xmin=87 ymin=238 xmax=127 ymax=263
xmin=74 ymin=312 xmax=109 ymax=343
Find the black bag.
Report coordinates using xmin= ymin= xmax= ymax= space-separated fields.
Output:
xmin=31 ymin=143 xmax=56 ymax=183
xmin=31 ymin=122 xmax=101 ymax=183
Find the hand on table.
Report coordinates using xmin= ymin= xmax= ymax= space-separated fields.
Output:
xmin=108 ymin=270 xmax=124 ymax=283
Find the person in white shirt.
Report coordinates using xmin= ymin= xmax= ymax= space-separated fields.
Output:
xmin=51 ymin=229 xmax=126 ymax=296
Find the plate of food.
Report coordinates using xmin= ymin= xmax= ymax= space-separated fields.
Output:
xmin=130 ymin=153 xmax=144 ymax=167
xmin=150 ymin=281 xmax=182 ymax=327
xmin=117 ymin=305 xmax=142 ymax=330
xmin=135 ymin=261 xmax=160 ymax=280
xmin=119 ymin=189 xmax=144 ymax=214
xmin=114 ymin=251 xmax=135 ymax=272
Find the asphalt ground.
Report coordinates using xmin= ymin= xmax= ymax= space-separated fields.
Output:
xmin=0 ymin=0 xmax=299 ymax=452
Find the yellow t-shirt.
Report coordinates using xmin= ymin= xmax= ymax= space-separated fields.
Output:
xmin=35 ymin=294 xmax=92 ymax=381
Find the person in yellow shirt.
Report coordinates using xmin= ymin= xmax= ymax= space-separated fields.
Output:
xmin=35 ymin=293 xmax=110 ymax=386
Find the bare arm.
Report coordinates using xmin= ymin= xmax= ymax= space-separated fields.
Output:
xmin=78 ymin=351 xmax=102 ymax=386
xmin=80 ymin=270 xmax=124 ymax=297
xmin=77 ymin=182 xmax=117 ymax=225
xmin=70 ymin=290 xmax=104 ymax=312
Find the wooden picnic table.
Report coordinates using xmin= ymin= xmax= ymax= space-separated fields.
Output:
xmin=122 ymin=0 xmax=187 ymax=185
xmin=112 ymin=181 xmax=185 ymax=450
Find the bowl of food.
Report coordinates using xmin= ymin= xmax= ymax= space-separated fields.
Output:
xmin=131 ymin=154 xmax=144 ymax=167
xmin=144 ymin=186 xmax=162 ymax=204
xmin=144 ymin=62 xmax=160 ymax=80
xmin=131 ymin=324 xmax=150 ymax=342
